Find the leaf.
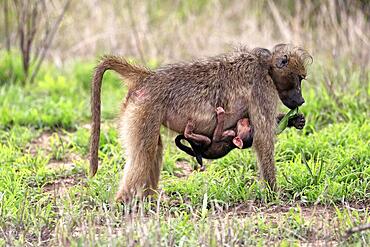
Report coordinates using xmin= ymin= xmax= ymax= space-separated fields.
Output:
xmin=276 ymin=107 xmax=299 ymax=134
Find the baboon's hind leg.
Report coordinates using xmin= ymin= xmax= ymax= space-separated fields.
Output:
xmin=115 ymin=103 xmax=162 ymax=202
xmin=150 ymin=135 xmax=163 ymax=191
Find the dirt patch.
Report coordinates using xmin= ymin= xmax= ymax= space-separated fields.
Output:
xmin=28 ymin=131 xmax=83 ymax=169
xmin=46 ymin=160 xmax=76 ymax=171
xmin=220 ymin=201 xmax=368 ymax=218
xmin=28 ymin=131 xmax=54 ymax=155
xmin=174 ymin=160 xmax=194 ymax=178
xmin=43 ymin=174 xmax=86 ymax=197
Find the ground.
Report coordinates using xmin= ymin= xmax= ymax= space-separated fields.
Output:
xmin=0 ymin=55 xmax=369 ymax=246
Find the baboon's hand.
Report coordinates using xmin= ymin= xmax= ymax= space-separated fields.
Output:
xmin=215 ymin=107 xmax=225 ymax=115
xmin=288 ymin=114 xmax=305 ymax=129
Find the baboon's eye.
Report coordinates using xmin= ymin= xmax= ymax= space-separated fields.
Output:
xmin=276 ymin=55 xmax=288 ymax=68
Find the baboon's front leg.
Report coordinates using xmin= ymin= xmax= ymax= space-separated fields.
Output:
xmin=255 ymin=142 xmax=276 ymax=190
xmin=253 ymin=128 xmax=276 ymax=190
xmin=251 ymin=110 xmax=277 ymax=191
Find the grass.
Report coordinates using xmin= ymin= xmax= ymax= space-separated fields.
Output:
xmin=0 ymin=51 xmax=369 ymax=246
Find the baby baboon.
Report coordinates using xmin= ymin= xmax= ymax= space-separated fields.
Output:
xmin=175 ymin=107 xmax=253 ymax=170
xmin=175 ymin=108 xmax=306 ymax=170
xmin=90 ymin=44 xmax=311 ymax=201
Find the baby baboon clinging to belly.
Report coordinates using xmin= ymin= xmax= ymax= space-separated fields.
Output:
xmin=175 ymin=107 xmax=253 ymax=170
xmin=175 ymin=107 xmax=306 ymax=171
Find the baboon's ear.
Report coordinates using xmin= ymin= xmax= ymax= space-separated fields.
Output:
xmin=276 ymin=55 xmax=288 ymax=68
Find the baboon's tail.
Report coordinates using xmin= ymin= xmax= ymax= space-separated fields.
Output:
xmin=96 ymin=56 xmax=152 ymax=88
xmin=90 ymin=56 xmax=153 ymax=177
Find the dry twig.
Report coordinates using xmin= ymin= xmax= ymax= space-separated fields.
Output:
xmin=11 ymin=0 xmax=71 ymax=84
xmin=345 ymin=223 xmax=370 ymax=238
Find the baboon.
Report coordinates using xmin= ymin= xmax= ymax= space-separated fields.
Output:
xmin=175 ymin=108 xmax=305 ymax=170
xmin=175 ymin=107 xmax=254 ymax=171
xmin=90 ymin=44 xmax=311 ymax=201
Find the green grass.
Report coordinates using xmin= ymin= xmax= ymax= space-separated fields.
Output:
xmin=0 ymin=53 xmax=369 ymax=246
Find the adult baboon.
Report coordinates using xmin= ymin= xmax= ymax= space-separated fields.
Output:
xmin=90 ymin=44 xmax=311 ymax=201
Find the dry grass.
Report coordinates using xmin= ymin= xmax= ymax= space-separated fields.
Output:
xmin=44 ymin=0 xmax=370 ymax=67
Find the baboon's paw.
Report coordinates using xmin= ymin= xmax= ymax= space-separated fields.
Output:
xmin=215 ymin=107 xmax=225 ymax=115
xmin=289 ymin=113 xmax=305 ymax=129
xmin=199 ymin=165 xmax=206 ymax=172
xmin=115 ymin=191 xmax=130 ymax=203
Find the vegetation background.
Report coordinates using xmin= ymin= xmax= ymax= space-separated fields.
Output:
xmin=0 ymin=0 xmax=369 ymax=246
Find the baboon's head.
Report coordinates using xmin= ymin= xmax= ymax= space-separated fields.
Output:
xmin=269 ymin=44 xmax=312 ymax=109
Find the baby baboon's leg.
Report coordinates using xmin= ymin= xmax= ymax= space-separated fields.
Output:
xmin=184 ymin=121 xmax=212 ymax=146
xmin=116 ymin=102 xmax=162 ymax=201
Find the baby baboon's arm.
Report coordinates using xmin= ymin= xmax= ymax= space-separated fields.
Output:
xmin=213 ymin=107 xmax=236 ymax=142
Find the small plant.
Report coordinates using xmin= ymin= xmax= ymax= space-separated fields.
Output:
xmin=49 ymin=133 xmax=68 ymax=160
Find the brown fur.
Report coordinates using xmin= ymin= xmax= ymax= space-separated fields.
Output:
xmin=89 ymin=44 xmax=311 ymax=201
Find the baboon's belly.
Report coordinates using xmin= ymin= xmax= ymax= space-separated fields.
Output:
xmin=162 ymin=100 xmax=248 ymax=137
xmin=162 ymin=109 xmax=216 ymax=136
